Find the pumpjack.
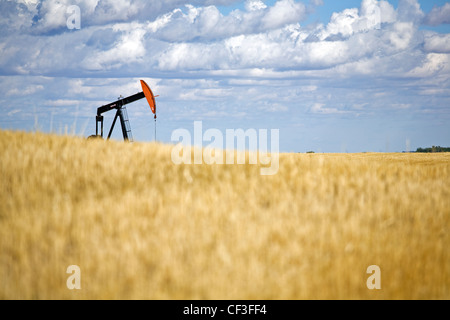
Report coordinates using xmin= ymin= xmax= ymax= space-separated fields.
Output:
xmin=89 ymin=80 xmax=157 ymax=141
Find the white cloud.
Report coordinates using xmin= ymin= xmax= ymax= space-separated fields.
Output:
xmin=0 ymin=0 xmax=443 ymax=80
xmin=317 ymin=0 xmax=396 ymax=40
xmin=146 ymin=0 xmax=307 ymax=42
xmin=158 ymin=41 xmax=228 ymax=71
xmin=2 ymin=0 xmax=243 ymax=34
xmin=408 ymin=53 xmax=450 ymax=78
xmin=311 ymin=103 xmax=347 ymax=114
xmin=386 ymin=22 xmax=415 ymax=50
xmin=7 ymin=109 xmax=21 ymax=117
xmin=35 ymin=0 xmax=73 ymax=32
xmin=424 ymin=33 xmax=450 ymax=54
xmin=397 ymin=0 xmax=424 ymax=24
xmin=17 ymin=0 xmax=39 ymax=10
xmin=0 ymin=0 xmax=38 ymax=33
xmin=245 ymin=0 xmax=267 ymax=12
xmin=325 ymin=8 xmax=361 ymax=38
xmin=261 ymin=0 xmax=306 ymax=30
xmin=81 ymin=24 xmax=147 ymax=71
xmin=147 ymin=5 xmax=227 ymax=41
xmin=309 ymin=0 xmax=324 ymax=6
xmin=424 ymin=3 xmax=450 ymax=26
xmin=258 ymin=102 xmax=289 ymax=113
xmin=154 ymin=6 xmax=422 ymax=74
xmin=45 ymin=99 xmax=82 ymax=107
xmin=7 ymin=84 xmax=44 ymax=96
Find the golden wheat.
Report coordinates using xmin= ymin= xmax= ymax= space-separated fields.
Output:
xmin=0 ymin=130 xmax=448 ymax=300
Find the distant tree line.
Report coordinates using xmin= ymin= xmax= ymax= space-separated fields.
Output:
xmin=416 ymin=146 xmax=450 ymax=153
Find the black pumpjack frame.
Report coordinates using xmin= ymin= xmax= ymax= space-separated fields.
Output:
xmin=95 ymin=92 xmax=145 ymax=142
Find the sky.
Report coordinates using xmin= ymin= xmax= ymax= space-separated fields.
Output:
xmin=0 ymin=0 xmax=449 ymax=153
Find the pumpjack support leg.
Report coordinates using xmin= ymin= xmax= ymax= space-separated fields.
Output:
xmin=96 ymin=116 xmax=104 ymax=138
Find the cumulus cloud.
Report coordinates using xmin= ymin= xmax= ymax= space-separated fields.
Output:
xmin=261 ymin=0 xmax=306 ymax=30
xmin=0 ymin=0 xmax=440 ymax=78
xmin=245 ymin=0 xmax=267 ymax=12
xmin=423 ymin=33 xmax=450 ymax=54
xmin=2 ymin=0 xmax=242 ymax=34
xmin=0 ymin=0 xmax=38 ymax=34
xmin=408 ymin=53 xmax=450 ymax=78
xmin=0 ymin=0 xmax=448 ymax=83
xmin=147 ymin=0 xmax=306 ymax=42
xmin=81 ymin=24 xmax=147 ymax=71
xmin=423 ymin=3 xmax=450 ymax=26
xmin=316 ymin=0 xmax=396 ymax=40
xmin=155 ymin=0 xmax=426 ymax=73
xmin=35 ymin=0 xmax=73 ymax=32
xmin=397 ymin=0 xmax=424 ymax=24
xmin=385 ymin=21 xmax=416 ymax=51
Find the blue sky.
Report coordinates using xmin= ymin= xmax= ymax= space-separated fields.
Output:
xmin=0 ymin=0 xmax=449 ymax=152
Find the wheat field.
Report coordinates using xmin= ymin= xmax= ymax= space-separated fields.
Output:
xmin=0 ymin=129 xmax=448 ymax=300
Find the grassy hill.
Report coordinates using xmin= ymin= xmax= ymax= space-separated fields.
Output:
xmin=0 ymin=130 xmax=448 ymax=299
